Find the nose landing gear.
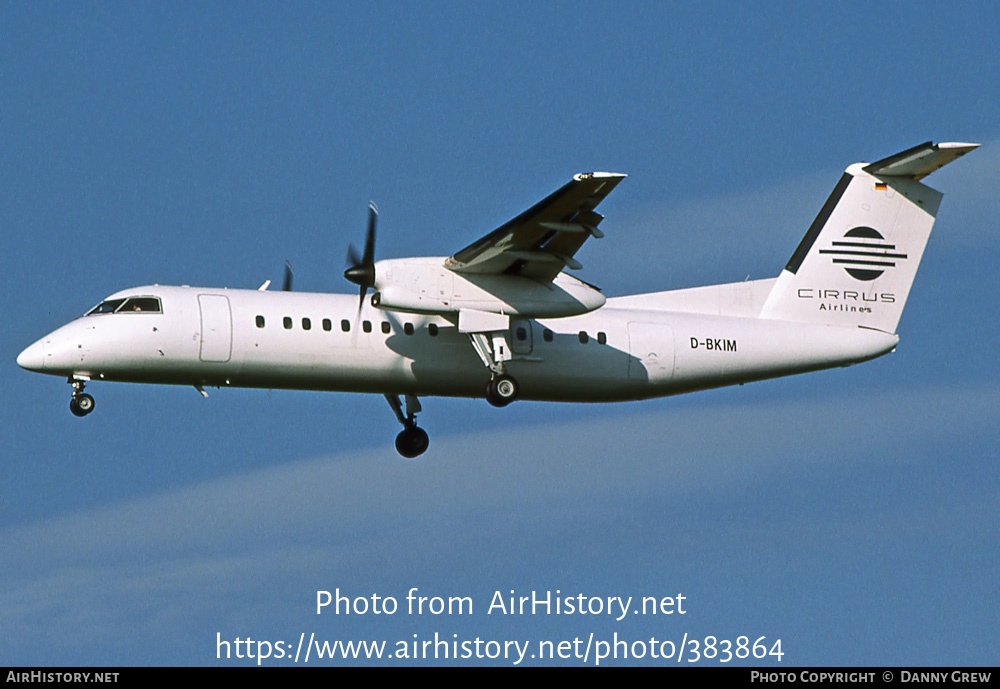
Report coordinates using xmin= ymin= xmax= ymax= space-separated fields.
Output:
xmin=68 ymin=379 xmax=95 ymax=417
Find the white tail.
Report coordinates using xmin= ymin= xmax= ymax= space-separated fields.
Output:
xmin=759 ymin=141 xmax=978 ymax=333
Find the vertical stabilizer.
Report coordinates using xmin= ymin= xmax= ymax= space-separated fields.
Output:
xmin=759 ymin=142 xmax=977 ymax=333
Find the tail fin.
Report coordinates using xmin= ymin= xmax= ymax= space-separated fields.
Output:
xmin=759 ymin=141 xmax=978 ymax=333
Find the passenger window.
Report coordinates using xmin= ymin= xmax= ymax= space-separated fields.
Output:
xmin=341 ymin=319 xmax=350 ymax=332
xmin=381 ymin=321 xmax=391 ymax=334
xmin=302 ymin=318 xmax=311 ymax=331
xmin=404 ymin=323 xmax=414 ymax=335
xmin=578 ymin=331 xmax=589 ymax=344
xmin=543 ymin=329 xmax=554 ymax=342
xmin=283 ymin=317 xmax=292 ymax=330
xmin=428 ymin=323 xmax=439 ymax=336
xmin=323 ymin=318 xmax=332 ymax=331
xmin=597 ymin=331 xmax=607 ymax=345
xmin=256 ymin=315 xmax=265 ymax=328
xmin=515 ymin=326 xmax=527 ymax=341
xmin=363 ymin=320 xmax=372 ymax=333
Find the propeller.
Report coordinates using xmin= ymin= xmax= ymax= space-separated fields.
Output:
xmin=282 ymin=261 xmax=294 ymax=291
xmin=344 ymin=202 xmax=378 ymax=310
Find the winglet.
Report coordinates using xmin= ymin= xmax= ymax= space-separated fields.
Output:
xmin=863 ymin=141 xmax=980 ymax=181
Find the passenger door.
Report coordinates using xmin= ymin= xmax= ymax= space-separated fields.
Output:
xmin=198 ymin=294 xmax=233 ymax=363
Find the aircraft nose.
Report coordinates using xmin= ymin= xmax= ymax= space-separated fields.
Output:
xmin=17 ymin=340 xmax=47 ymax=371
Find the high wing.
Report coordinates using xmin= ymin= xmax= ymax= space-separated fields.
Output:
xmin=444 ymin=172 xmax=626 ymax=282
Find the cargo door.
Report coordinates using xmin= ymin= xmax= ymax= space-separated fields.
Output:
xmin=627 ymin=322 xmax=674 ymax=382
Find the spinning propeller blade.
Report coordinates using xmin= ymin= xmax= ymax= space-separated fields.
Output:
xmin=344 ymin=202 xmax=378 ymax=310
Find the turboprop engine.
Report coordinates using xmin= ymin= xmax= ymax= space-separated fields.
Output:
xmin=370 ymin=257 xmax=606 ymax=318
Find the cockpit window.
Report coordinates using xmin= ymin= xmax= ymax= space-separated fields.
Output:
xmin=86 ymin=299 xmax=126 ymax=315
xmin=86 ymin=296 xmax=162 ymax=316
xmin=121 ymin=297 xmax=162 ymax=313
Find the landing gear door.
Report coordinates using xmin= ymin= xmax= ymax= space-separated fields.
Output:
xmin=198 ymin=294 xmax=233 ymax=363
xmin=511 ymin=319 xmax=533 ymax=355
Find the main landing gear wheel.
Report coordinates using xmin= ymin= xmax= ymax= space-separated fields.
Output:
xmin=395 ymin=425 xmax=429 ymax=459
xmin=70 ymin=393 xmax=95 ymax=417
xmin=486 ymin=374 xmax=519 ymax=408
xmin=385 ymin=394 xmax=429 ymax=459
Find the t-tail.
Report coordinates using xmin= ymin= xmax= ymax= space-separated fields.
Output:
xmin=759 ymin=141 xmax=979 ymax=333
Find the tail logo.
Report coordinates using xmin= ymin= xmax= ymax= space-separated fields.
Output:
xmin=818 ymin=227 xmax=908 ymax=282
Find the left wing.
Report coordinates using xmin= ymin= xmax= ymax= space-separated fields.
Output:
xmin=444 ymin=172 xmax=625 ymax=282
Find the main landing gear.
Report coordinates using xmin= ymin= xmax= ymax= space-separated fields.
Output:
xmin=486 ymin=373 xmax=518 ymax=408
xmin=68 ymin=378 xmax=95 ymax=417
xmin=385 ymin=394 xmax=429 ymax=459
xmin=467 ymin=331 xmax=520 ymax=408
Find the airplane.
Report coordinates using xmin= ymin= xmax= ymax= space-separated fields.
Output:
xmin=17 ymin=141 xmax=978 ymax=458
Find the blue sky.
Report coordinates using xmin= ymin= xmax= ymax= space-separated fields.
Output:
xmin=2 ymin=2 xmax=998 ymax=666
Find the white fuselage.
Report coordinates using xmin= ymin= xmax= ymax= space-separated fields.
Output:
xmin=18 ymin=283 xmax=899 ymax=403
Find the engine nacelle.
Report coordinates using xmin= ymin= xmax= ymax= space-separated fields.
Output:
xmin=371 ymin=257 xmax=605 ymax=318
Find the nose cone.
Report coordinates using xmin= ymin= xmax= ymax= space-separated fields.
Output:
xmin=17 ymin=340 xmax=46 ymax=371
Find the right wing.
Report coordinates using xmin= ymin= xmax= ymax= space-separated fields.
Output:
xmin=444 ymin=172 xmax=626 ymax=283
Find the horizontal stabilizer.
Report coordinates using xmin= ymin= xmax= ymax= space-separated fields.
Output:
xmin=863 ymin=141 xmax=979 ymax=181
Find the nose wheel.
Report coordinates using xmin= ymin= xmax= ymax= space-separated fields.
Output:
xmin=68 ymin=379 xmax=95 ymax=417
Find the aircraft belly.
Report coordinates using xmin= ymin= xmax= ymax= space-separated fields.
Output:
xmin=234 ymin=334 xmax=636 ymax=400
xmin=229 ymin=329 xmax=483 ymax=395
